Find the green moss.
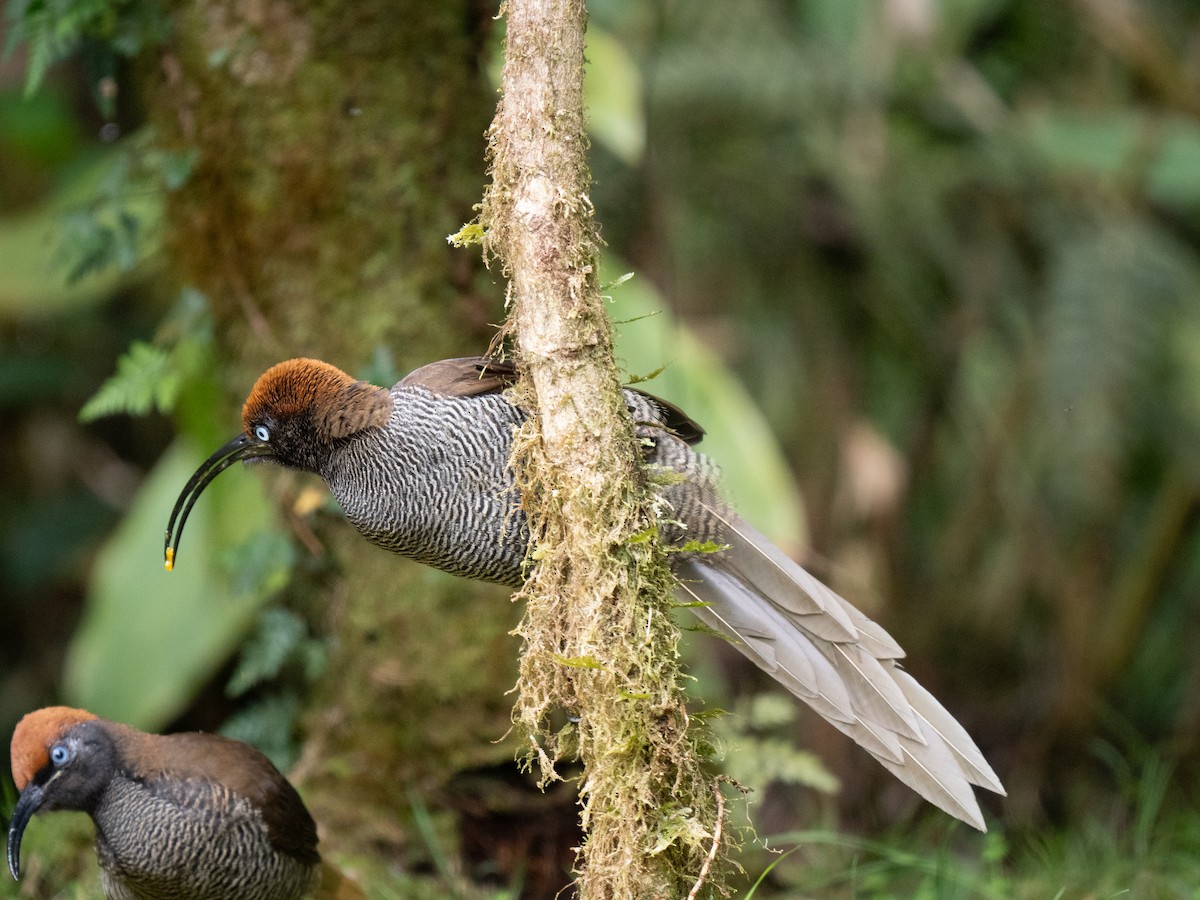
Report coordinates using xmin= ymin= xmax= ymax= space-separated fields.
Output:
xmin=476 ymin=2 xmax=728 ymax=890
xmin=506 ymin=400 xmax=727 ymax=897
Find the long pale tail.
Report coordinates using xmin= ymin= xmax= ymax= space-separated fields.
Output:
xmin=674 ymin=504 xmax=1004 ymax=830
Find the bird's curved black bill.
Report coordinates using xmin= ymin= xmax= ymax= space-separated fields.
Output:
xmin=7 ymin=782 xmax=44 ymax=880
xmin=164 ymin=433 xmax=274 ymax=570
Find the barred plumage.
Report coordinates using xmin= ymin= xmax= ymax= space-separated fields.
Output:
xmin=327 ymin=388 xmax=528 ymax=583
xmin=95 ymin=778 xmax=314 ymax=900
xmin=325 ymin=377 xmax=724 ymax=584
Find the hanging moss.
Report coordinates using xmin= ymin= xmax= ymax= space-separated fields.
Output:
xmin=481 ymin=1 xmax=727 ymax=896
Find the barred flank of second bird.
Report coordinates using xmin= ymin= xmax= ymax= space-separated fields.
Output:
xmin=95 ymin=777 xmax=315 ymax=900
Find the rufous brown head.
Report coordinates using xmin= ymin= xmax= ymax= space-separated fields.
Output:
xmin=163 ymin=359 xmax=391 ymax=570
xmin=8 ymin=707 xmax=105 ymax=880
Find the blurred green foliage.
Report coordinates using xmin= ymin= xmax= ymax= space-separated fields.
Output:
xmin=64 ymin=438 xmax=291 ymax=728
xmin=5 ymin=0 xmax=1200 ymax=896
xmin=4 ymin=0 xmax=170 ymax=98
xmin=0 ymin=148 xmax=151 ymax=313
xmin=607 ymin=263 xmax=807 ymax=547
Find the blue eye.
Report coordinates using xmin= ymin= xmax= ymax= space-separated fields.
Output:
xmin=254 ymin=425 xmax=270 ymax=442
xmin=50 ymin=744 xmax=71 ymax=766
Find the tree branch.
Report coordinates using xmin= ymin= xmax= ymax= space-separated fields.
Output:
xmin=480 ymin=0 xmax=724 ymax=896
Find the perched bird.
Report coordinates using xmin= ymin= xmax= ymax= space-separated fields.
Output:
xmin=166 ymin=356 xmax=1005 ymax=829
xmin=8 ymin=706 xmax=319 ymax=900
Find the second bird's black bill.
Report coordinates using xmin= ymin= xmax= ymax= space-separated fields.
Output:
xmin=164 ymin=433 xmax=274 ymax=570
xmin=7 ymin=781 xmax=45 ymax=880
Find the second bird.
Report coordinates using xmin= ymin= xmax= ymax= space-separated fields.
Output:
xmin=166 ymin=356 xmax=1005 ymax=829
xmin=8 ymin=706 xmax=318 ymax=900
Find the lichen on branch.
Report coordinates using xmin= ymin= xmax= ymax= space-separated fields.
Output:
xmin=479 ymin=0 xmax=726 ymax=897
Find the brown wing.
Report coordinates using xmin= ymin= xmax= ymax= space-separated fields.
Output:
xmin=400 ymin=356 xmax=705 ymax=444
xmin=628 ymin=389 xmax=706 ymax=445
xmin=122 ymin=727 xmax=320 ymax=866
xmin=398 ymin=357 xmax=518 ymax=397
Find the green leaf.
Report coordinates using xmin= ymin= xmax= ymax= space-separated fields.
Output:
xmin=552 ymin=654 xmax=604 ymax=669
xmin=225 ymin=607 xmax=310 ymax=698
xmin=5 ymin=0 xmax=172 ymax=97
xmin=79 ymin=289 xmax=214 ymax=422
xmin=63 ymin=439 xmax=290 ymax=730
xmin=78 ymin=340 xmax=175 ymax=421
xmin=710 ymin=694 xmax=840 ymax=794
xmin=717 ymin=723 xmax=840 ymax=794
xmin=0 ymin=144 xmax=162 ymax=319
xmin=584 ymin=26 xmax=645 ymax=165
xmin=1023 ymin=109 xmax=1200 ymax=209
xmin=56 ymin=139 xmax=162 ymax=286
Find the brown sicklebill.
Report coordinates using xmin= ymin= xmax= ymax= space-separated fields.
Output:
xmin=7 ymin=706 xmax=334 ymax=900
xmin=166 ymin=356 xmax=1006 ymax=829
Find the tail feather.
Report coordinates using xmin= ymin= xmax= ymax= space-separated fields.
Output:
xmin=678 ymin=561 xmax=916 ymax=764
xmin=829 ymin=593 xmax=905 ymax=660
xmin=824 ymin=642 xmax=923 ymax=741
xmin=677 ymin=564 xmax=857 ymax=725
xmin=699 ymin=504 xmax=858 ymax=641
xmin=673 ymin=510 xmax=1003 ymax=830
xmin=894 ymin=669 xmax=1006 ymax=795
xmin=869 ymin=716 xmax=988 ymax=831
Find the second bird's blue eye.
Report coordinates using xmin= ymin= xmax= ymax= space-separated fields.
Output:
xmin=255 ymin=425 xmax=270 ymax=442
xmin=50 ymin=744 xmax=70 ymax=766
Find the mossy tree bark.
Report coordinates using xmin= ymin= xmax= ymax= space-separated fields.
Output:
xmin=142 ymin=0 xmax=522 ymax=867
xmin=481 ymin=1 xmax=724 ymax=896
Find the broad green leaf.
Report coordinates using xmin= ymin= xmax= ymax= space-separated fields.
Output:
xmin=64 ymin=439 xmax=290 ymax=730
xmin=584 ymin=25 xmax=645 ymax=165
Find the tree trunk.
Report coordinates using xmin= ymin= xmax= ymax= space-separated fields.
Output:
xmin=482 ymin=1 xmax=725 ymax=896
xmin=142 ymin=0 xmax=521 ymax=868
